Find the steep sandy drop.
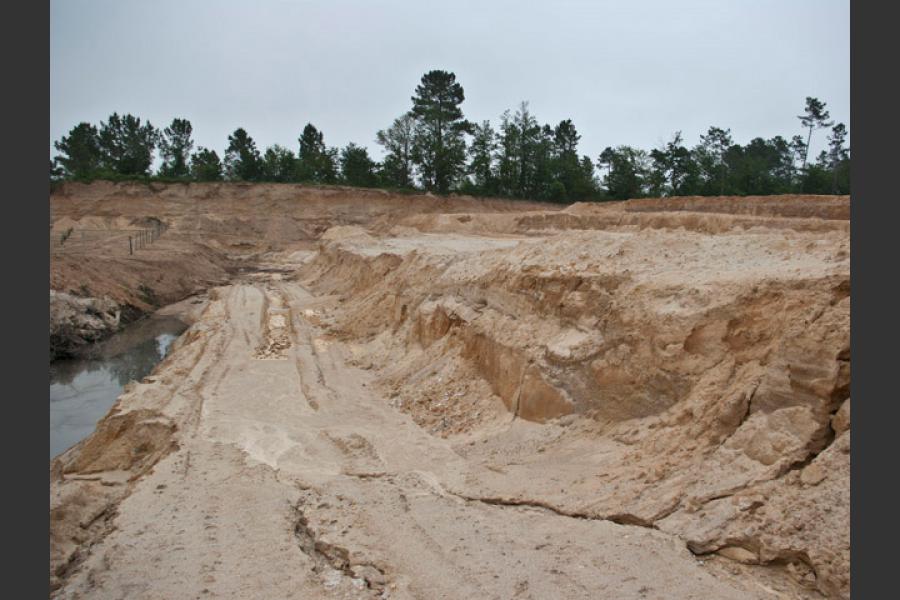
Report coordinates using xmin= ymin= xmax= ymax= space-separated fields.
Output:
xmin=50 ymin=184 xmax=850 ymax=599
xmin=297 ymin=210 xmax=849 ymax=598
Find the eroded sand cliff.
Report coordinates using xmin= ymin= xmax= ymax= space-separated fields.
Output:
xmin=50 ymin=183 xmax=850 ymax=599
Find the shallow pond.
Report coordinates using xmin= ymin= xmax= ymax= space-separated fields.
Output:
xmin=49 ymin=316 xmax=188 ymax=459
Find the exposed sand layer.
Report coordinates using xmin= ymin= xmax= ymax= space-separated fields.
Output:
xmin=49 ymin=182 xmax=555 ymax=359
xmin=50 ymin=184 xmax=850 ymax=599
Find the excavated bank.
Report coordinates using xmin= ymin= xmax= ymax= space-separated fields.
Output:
xmin=299 ymin=203 xmax=850 ymax=597
xmin=49 ymin=186 xmax=850 ymax=599
xmin=49 ymin=182 xmax=555 ymax=359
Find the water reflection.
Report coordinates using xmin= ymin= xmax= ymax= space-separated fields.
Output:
xmin=49 ymin=317 xmax=186 ymax=459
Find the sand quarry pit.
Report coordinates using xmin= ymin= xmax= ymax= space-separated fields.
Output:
xmin=49 ymin=182 xmax=850 ymax=599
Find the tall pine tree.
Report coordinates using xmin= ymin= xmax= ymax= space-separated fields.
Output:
xmin=190 ymin=147 xmax=223 ymax=181
xmin=410 ymin=70 xmax=470 ymax=193
xmin=224 ymin=128 xmax=262 ymax=181
xmin=297 ymin=123 xmax=338 ymax=184
xmin=467 ymin=120 xmax=497 ymax=194
xmin=158 ymin=118 xmax=194 ymax=178
xmin=798 ymin=97 xmax=834 ymax=171
xmin=53 ymin=122 xmax=102 ymax=179
xmin=97 ymin=113 xmax=159 ymax=176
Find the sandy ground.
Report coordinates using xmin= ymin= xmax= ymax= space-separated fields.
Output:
xmin=50 ymin=184 xmax=850 ymax=599
xmin=51 ymin=276 xmax=782 ymax=600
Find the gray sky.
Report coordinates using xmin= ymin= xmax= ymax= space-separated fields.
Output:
xmin=50 ymin=0 xmax=849 ymax=164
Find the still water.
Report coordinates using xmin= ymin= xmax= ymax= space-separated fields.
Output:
xmin=49 ymin=316 xmax=188 ymax=459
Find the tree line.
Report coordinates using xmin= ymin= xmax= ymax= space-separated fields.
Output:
xmin=51 ymin=70 xmax=849 ymax=200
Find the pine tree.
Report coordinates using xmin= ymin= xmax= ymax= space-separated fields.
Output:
xmin=158 ymin=118 xmax=194 ymax=178
xmin=798 ymin=97 xmax=834 ymax=171
xmin=376 ymin=113 xmax=416 ymax=188
xmin=224 ymin=128 xmax=262 ymax=181
xmin=827 ymin=123 xmax=849 ymax=194
xmin=340 ymin=143 xmax=378 ymax=187
xmin=190 ymin=147 xmax=223 ymax=181
xmin=514 ymin=103 xmax=542 ymax=197
xmin=97 ymin=113 xmax=159 ymax=176
xmin=699 ymin=126 xmax=732 ymax=195
xmin=297 ymin=124 xmax=337 ymax=184
xmin=467 ymin=120 xmax=497 ymax=194
xmin=550 ymin=119 xmax=592 ymax=201
xmin=261 ymin=145 xmax=297 ymax=182
xmin=53 ymin=122 xmax=102 ymax=179
xmin=597 ymin=147 xmax=615 ymax=181
xmin=602 ymin=146 xmax=648 ymax=200
xmin=410 ymin=70 xmax=470 ymax=193
xmin=494 ymin=102 xmax=545 ymax=198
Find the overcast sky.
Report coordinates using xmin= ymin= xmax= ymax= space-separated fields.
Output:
xmin=50 ymin=0 xmax=849 ymax=164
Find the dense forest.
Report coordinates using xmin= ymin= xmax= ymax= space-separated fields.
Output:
xmin=51 ymin=70 xmax=849 ymax=201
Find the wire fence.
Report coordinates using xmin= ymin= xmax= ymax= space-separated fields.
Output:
xmin=51 ymin=222 xmax=168 ymax=255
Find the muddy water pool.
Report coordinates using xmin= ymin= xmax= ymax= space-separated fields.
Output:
xmin=49 ymin=316 xmax=187 ymax=459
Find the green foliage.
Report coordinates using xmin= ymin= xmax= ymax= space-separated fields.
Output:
xmin=51 ymin=85 xmax=848 ymax=200
xmin=697 ymin=126 xmax=733 ymax=195
xmin=550 ymin=121 xmax=596 ymax=202
xmin=158 ymin=118 xmax=194 ymax=178
xmin=190 ymin=147 xmax=223 ymax=181
xmin=53 ymin=122 xmax=102 ymax=178
xmin=496 ymin=102 xmax=542 ymax=198
xmin=467 ymin=120 xmax=498 ymax=194
xmin=98 ymin=113 xmax=160 ymax=176
xmin=649 ymin=132 xmax=700 ymax=196
xmin=800 ymin=162 xmax=833 ymax=194
xmin=724 ymin=138 xmax=791 ymax=195
xmin=798 ymin=97 xmax=834 ymax=170
xmin=827 ymin=123 xmax=850 ymax=194
xmin=340 ymin=143 xmax=378 ymax=187
xmin=376 ymin=113 xmax=416 ymax=188
xmin=487 ymin=105 xmax=599 ymax=202
xmin=297 ymin=123 xmax=338 ymax=184
xmin=261 ymin=145 xmax=297 ymax=182
xmin=224 ymin=128 xmax=262 ymax=181
xmin=410 ymin=70 xmax=470 ymax=193
xmin=577 ymin=156 xmax=599 ymax=198
xmin=599 ymin=146 xmax=650 ymax=200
